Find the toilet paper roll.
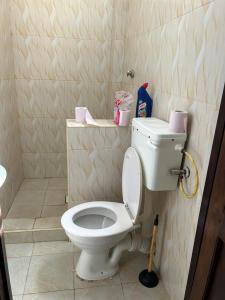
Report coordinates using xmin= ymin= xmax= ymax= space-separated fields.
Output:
xmin=119 ymin=110 xmax=131 ymax=126
xmin=169 ymin=110 xmax=188 ymax=133
xmin=75 ymin=107 xmax=97 ymax=125
xmin=75 ymin=107 xmax=87 ymax=123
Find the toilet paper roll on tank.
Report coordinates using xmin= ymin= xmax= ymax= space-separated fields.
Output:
xmin=169 ymin=110 xmax=188 ymax=133
xmin=75 ymin=107 xmax=97 ymax=125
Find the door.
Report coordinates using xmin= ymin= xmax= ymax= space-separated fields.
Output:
xmin=185 ymin=85 xmax=225 ymax=299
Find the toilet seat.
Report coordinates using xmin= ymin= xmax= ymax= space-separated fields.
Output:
xmin=62 ymin=147 xmax=142 ymax=244
xmin=61 ymin=201 xmax=133 ymax=238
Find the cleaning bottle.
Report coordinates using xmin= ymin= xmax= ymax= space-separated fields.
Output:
xmin=136 ymin=82 xmax=153 ymax=118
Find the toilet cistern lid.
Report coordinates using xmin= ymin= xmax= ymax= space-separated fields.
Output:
xmin=122 ymin=147 xmax=142 ymax=224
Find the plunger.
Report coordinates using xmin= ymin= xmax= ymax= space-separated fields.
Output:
xmin=139 ymin=214 xmax=159 ymax=288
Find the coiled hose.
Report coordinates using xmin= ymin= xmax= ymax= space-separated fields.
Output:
xmin=179 ymin=150 xmax=199 ymax=199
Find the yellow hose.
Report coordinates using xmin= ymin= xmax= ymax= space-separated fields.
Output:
xmin=179 ymin=151 xmax=199 ymax=199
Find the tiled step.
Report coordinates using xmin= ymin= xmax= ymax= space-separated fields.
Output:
xmin=3 ymin=217 xmax=67 ymax=243
xmin=4 ymin=228 xmax=68 ymax=243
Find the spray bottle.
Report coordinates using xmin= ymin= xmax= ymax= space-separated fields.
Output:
xmin=136 ymin=82 xmax=153 ymax=118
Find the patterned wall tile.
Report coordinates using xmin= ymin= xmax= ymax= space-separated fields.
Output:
xmin=105 ymin=126 xmax=131 ymax=150
xmin=89 ymin=39 xmax=111 ymax=82
xmin=67 ymin=127 xmax=105 ymax=151
xmin=68 ymin=149 xmax=106 ymax=204
xmin=10 ymin=0 xmax=54 ymax=37
xmin=67 ymin=125 xmax=130 ymax=206
xmin=103 ymin=149 xmax=124 ymax=201
xmin=113 ymin=0 xmax=127 ymax=40
xmin=44 ymin=153 xmax=67 ymax=177
xmin=42 ymin=118 xmax=67 ymax=153
xmin=52 ymin=0 xmax=89 ymax=39
xmin=89 ymin=0 xmax=113 ymax=40
xmin=0 ymin=0 xmax=24 ymax=216
xmin=19 ymin=117 xmax=45 ymax=153
xmin=22 ymin=153 xmax=45 ymax=178
xmin=13 ymin=36 xmax=55 ymax=79
xmin=112 ymin=40 xmax=125 ymax=83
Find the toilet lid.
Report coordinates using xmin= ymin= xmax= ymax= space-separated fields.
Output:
xmin=122 ymin=147 xmax=142 ymax=224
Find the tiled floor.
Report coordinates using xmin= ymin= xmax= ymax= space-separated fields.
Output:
xmin=6 ymin=241 xmax=169 ymax=300
xmin=6 ymin=178 xmax=67 ymax=220
xmin=3 ymin=179 xmax=68 ymax=244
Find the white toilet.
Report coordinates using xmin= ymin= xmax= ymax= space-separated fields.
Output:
xmin=61 ymin=118 xmax=186 ymax=281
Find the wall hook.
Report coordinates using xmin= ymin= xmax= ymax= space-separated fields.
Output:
xmin=127 ymin=69 xmax=135 ymax=79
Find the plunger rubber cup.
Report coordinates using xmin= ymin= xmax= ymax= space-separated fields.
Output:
xmin=139 ymin=269 xmax=159 ymax=288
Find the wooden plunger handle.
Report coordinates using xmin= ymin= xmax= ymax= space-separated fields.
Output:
xmin=148 ymin=215 xmax=159 ymax=272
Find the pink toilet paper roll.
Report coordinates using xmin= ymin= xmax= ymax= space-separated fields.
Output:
xmin=169 ymin=110 xmax=188 ymax=133
xmin=75 ymin=107 xmax=87 ymax=123
xmin=119 ymin=110 xmax=131 ymax=126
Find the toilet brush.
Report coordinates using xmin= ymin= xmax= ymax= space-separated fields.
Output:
xmin=139 ymin=214 xmax=159 ymax=288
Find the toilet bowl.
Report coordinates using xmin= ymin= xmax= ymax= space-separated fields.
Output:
xmin=61 ymin=147 xmax=147 ymax=280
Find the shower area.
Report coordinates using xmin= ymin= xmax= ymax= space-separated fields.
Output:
xmin=0 ymin=0 xmax=128 ymax=242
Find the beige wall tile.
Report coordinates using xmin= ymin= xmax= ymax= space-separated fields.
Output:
xmin=22 ymin=153 xmax=46 ymax=178
xmin=67 ymin=125 xmax=130 ymax=205
xmin=44 ymin=153 xmax=67 ymax=178
xmin=0 ymin=0 xmax=23 ymax=216
xmin=67 ymin=127 xmax=105 ymax=150
xmin=10 ymin=0 xmax=54 ymax=37
xmin=52 ymin=0 xmax=89 ymax=39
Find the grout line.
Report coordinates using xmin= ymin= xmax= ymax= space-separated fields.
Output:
xmin=5 ymin=227 xmax=63 ymax=233
xmin=22 ymin=288 xmax=75 ymax=297
xmin=22 ymin=251 xmax=32 ymax=296
xmin=120 ymin=282 xmax=126 ymax=299
xmin=124 ymin=1 xmax=215 ymax=41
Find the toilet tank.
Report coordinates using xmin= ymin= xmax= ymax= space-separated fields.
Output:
xmin=131 ymin=118 xmax=186 ymax=191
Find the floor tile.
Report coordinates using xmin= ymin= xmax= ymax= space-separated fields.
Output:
xmin=74 ymin=253 xmax=120 ymax=289
xmin=23 ymin=290 xmax=74 ymax=300
xmin=41 ymin=205 xmax=67 ymax=217
xmin=13 ymin=296 xmax=23 ymax=300
xmin=7 ymin=203 xmax=43 ymax=218
xmin=75 ymin=285 xmax=124 ymax=300
xmin=122 ymin=282 xmax=168 ymax=300
xmin=4 ymin=231 xmax=33 ymax=244
xmin=47 ymin=178 xmax=67 ymax=190
xmin=34 ymin=217 xmax=61 ymax=229
xmin=33 ymin=241 xmax=74 ymax=256
xmin=8 ymin=256 xmax=31 ymax=295
xmin=44 ymin=190 xmax=67 ymax=205
xmin=6 ymin=243 xmax=34 ymax=258
xmin=32 ymin=229 xmax=67 ymax=242
xmin=20 ymin=179 xmax=48 ymax=191
xmin=119 ymin=251 xmax=147 ymax=283
xmin=3 ymin=218 xmax=35 ymax=230
xmin=13 ymin=190 xmax=45 ymax=205
xmin=24 ymin=253 xmax=74 ymax=293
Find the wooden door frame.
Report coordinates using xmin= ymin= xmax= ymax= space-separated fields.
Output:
xmin=185 ymin=84 xmax=225 ymax=299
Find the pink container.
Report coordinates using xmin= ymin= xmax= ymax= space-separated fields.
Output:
xmin=119 ymin=110 xmax=131 ymax=126
xmin=114 ymin=108 xmax=120 ymax=125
